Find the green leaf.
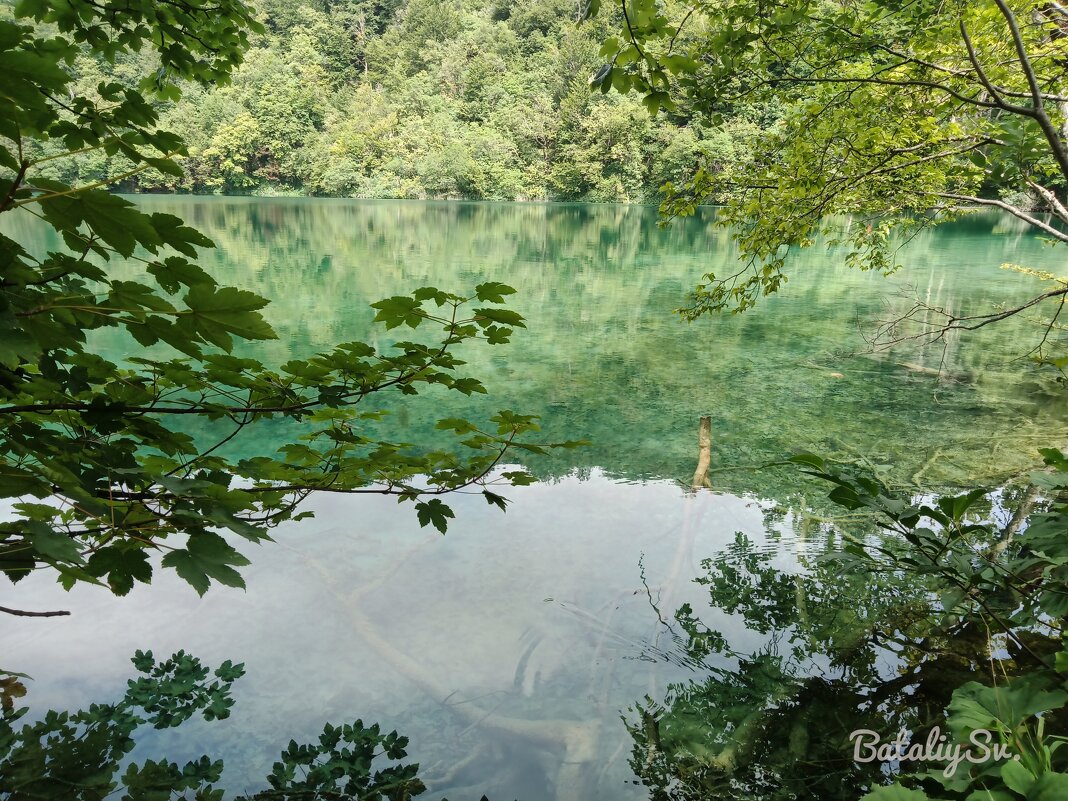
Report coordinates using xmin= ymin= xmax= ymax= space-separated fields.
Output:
xmin=149 ymin=213 xmax=215 ymax=257
xmin=949 ymin=679 xmax=1068 ymax=734
xmin=1056 ymin=641 xmax=1068 ymax=674
xmin=474 ymin=282 xmax=517 ymax=303
xmin=964 ymin=791 xmax=1014 ymax=801
xmin=861 ymin=786 xmax=932 ymax=800
xmin=591 ymin=63 xmax=612 ymax=90
xmin=183 ymin=285 xmax=275 ymax=351
xmin=789 ymin=453 xmax=827 ymax=470
xmin=29 ymin=527 xmax=84 ymax=564
xmin=79 ymin=191 xmax=161 ymax=257
xmin=148 ymin=257 xmax=217 ymax=294
xmin=412 ymin=286 xmax=449 ymax=305
xmin=473 ymin=307 xmax=526 ymax=328
xmin=450 ymin=378 xmax=487 ymax=395
xmin=502 ymin=471 xmax=537 ymax=486
xmin=1001 ymin=758 xmax=1035 ymax=795
xmin=1027 ymin=773 xmax=1068 ymax=800
xmin=86 ymin=547 xmax=153 ymax=596
xmin=663 ymin=54 xmax=700 ymax=74
xmin=828 ymin=484 xmax=864 ymax=510
xmin=370 ymin=296 xmax=424 ymax=329
xmin=0 ymin=328 xmax=40 ymax=369
xmin=936 ymin=488 xmax=986 ymax=522
xmin=436 ymin=418 xmax=478 ymax=434
xmin=1038 ymin=448 xmax=1068 ymax=470
xmin=484 ymin=324 xmax=513 ymax=345
xmin=160 ymin=532 xmax=250 ymax=596
xmin=415 ymin=499 xmax=455 ymax=534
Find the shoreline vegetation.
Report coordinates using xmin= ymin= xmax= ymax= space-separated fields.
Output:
xmin=4 ymin=0 xmax=784 ymax=204
xmin=113 ymin=192 xmax=1062 ymax=218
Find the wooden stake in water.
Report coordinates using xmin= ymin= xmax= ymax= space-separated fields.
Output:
xmin=691 ymin=416 xmax=712 ymax=490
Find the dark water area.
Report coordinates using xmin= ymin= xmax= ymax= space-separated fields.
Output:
xmin=3 ymin=199 xmax=1066 ymax=800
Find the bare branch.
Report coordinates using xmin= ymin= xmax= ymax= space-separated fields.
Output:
xmin=936 ymin=192 xmax=1068 ymax=242
xmin=0 ymin=605 xmax=71 ymax=617
xmin=1026 ymin=180 xmax=1068 ymax=224
xmin=869 ymin=285 xmax=1068 ymax=351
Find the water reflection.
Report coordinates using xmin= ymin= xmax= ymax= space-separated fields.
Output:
xmin=623 ymin=487 xmax=1067 ymax=801
xmin=7 ymin=474 xmax=795 ymax=799
xmin=2 ymin=199 xmax=1065 ymax=495
xmin=3 ymin=199 xmax=1067 ymax=799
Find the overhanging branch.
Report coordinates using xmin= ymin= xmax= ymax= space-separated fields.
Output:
xmin=936 ymin=193 xmax=1068 ymax=243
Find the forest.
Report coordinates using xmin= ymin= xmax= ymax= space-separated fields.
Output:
xmin=21 ymin=0 xmax=757 ymax=202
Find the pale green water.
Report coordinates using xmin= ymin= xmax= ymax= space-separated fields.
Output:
xmin=3 ymin=199 xmax=1067 ymax=799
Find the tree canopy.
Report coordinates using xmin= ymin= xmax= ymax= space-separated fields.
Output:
xmin=8 ymin=0 xmax=764 ymax=203
xmin=596 ymin=0 xmax=1068 ymax=345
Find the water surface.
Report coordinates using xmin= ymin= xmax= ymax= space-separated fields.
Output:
xmin=3 ymin=199 xmax=1066 ymax=799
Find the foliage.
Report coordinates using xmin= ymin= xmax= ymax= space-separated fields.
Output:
xmin=625 ymin=448 xmax=1068 ymax=800
xmin=0 ymin=651 xmax=428 ymax=800
xmin=797 ymin=449 xmax=1068 ymax=801
xmin=0 ymin=0 xmax=585 ymax=601
xmin=597 ymin=0 xmax=1068 ymax=328
xmin=6 ymin=0 xmax=748 ymax=203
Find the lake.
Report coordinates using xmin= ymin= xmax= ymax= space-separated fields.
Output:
xmin=4 ymin=199 xmax=1067 ymax=800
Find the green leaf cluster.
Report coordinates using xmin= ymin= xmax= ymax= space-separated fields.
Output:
xmin=595 ymin=0 xmax=1068 ymax=321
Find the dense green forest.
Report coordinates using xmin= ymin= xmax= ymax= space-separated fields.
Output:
xmin=16 ymin=0 xmax=758 ymax=201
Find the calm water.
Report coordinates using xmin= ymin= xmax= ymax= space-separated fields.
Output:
xmin=4 ymin=199 xmax=1067 ymax=799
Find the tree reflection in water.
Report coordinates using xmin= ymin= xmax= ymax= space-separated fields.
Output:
xmin=625 ymin=456 xmax=1068 ymax=801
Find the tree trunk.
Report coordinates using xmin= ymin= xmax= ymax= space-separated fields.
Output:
xmin=691 ymin=416 xmax=712 ymax=490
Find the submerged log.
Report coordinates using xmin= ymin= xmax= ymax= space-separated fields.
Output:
xmin=691 ymin=416 xmax=712 ymax=490
xmin=284 ymin=539 xmax=603 ymax=801
xmin=894 ymin=360 xmax=975 ymax=383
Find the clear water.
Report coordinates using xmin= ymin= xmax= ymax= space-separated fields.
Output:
xmin=3 ymin=199 xmax=1067 ymax=800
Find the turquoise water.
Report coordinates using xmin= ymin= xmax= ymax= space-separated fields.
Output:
xmin=3 ymin=199 xmax=1066 ymax=799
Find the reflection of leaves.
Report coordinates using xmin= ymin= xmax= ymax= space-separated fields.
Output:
xmin=0 ymin=652 xmax=428 ymax=801
xmin=695 ymin=532 xmax=801 ymax=635
xmin=254 ymin=721 xmax=425 ymax=800
xmin=633 ymin=450 xmax=1068 ymax=801
xmin=674 ymin=602 xmax=726 ymax=661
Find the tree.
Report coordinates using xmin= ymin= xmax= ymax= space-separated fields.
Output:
xmin=595 ymin=0 xmax=1068 ymax=352
xmin=0 ymin=0 xmax=579 ymax=611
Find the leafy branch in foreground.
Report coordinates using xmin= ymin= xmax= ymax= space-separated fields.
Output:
xmin=596 ymin=0 xmax=1068 ymax=349
xmin=0 ymin=651 xmax=429 ymax=801
xmin=0 ymin=2 xmax=583 ymax=605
